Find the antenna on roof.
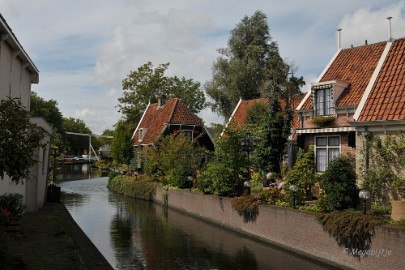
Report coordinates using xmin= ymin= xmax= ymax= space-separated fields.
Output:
xmin=337 ymin=28 xmax=342 ymax=50
xmin=387 ymin=16 xmax=393 ymax=41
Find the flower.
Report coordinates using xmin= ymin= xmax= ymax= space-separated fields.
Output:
xmin=0 ymin=207 xmax=12 ymax=218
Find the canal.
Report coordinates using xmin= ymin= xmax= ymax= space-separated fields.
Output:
xmin=59 ymin=164 xmax=338 ymax=270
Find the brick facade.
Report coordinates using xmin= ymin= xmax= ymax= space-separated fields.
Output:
xmin=155 ymin=188 xmax=405 ymax=270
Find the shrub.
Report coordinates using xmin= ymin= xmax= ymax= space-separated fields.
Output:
xmin=317 ymin=210 xmax=388 ymax=254
xmin=317 ymin=155 xmax=358 ymax=212
xmin=259 ymin=188 xmax=284 ymax=205
xmin=107 ymin=175 xmax=157 ymax=201
xmin=0 ymin=193 xmax=24 ymax=220
xmin=199 ymin=162 xmax=241 ymax=196
xmin=312 ymin=115 xmax=336 ymax=127
xmin=231 ymin=194 xmax=261 ymax=222
xmin=285 ymin=148 xmax=318 ymax=205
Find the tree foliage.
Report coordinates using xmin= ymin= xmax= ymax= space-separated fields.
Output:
xmin=63 ymin=117 xmax=98 ymax=155
xmin=362 ymin=133 xmax=405 ymax=202
xmin=110 ymin=121 xmax=133 ymax=165
xmin=199 ymin=128 xmax=247 ymax=196
xmin=118 ymin=62 xmax=206 ymax=124
xmin=0 ymin=97 xmax=46 ymax=183
xmin=255 ymin=97 xmax=293 ymax=173
xmin=30 ymin=92 xmax=64 ymax=135
xmin=205 ymin=10 xmax=304 ymax=119
xmin=141 ymin=133 xmax=205 ymax=188
xmin=285 ymin=148 xmax=318 ymax=205
xmin=318 ymin=155 xmax=358 ymax=212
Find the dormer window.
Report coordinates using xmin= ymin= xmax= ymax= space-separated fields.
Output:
xmin=139 ymin=128 xmax=145 ymax=141
xmin=313 ymin=84 xmax=333 ymax=116
xmin=311 ymin=80 xmax=348 ymax=117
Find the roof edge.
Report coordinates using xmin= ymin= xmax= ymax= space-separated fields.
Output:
xmin=221 ymin=98 xmax=242 ymax=136
xmin=131 ymin=101 xmax=151 ymax=140
xmin=352 ymin=40 xmax=393 ymax=121
xmin=296 ymin=48 xmax=342 ymax=110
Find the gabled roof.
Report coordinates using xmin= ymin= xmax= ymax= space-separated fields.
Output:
xmin=0 ymin=13 xmax=39 ymax=83
xmin=133 ymin=98 xmax=204 ymax=145
xmin=356 ymin=37 xmax=405 ymax=122
xmin=225 ymin=94 xmax=304 ymax=139
xmin=300 ymin=41 xmax=387 ymax=110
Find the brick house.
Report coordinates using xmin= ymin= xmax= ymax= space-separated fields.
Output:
xmin=131 ymin=96 xmax=215 ymax=171
xmin=295 ymin=36 xmax=405 ymax=177
xmin=0 ymin=14 xmax=52 ymax=212
xmin=224 ymin=95 xmax=304 ymax=168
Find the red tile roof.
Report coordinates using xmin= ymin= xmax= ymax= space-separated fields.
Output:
xmin=301 ymin=41 xmax=386 ymax=110
xmin=133 ymin=98 xmax=204 ymax=145
xmin=227 ymin=94 xmax=304 ymax=139
xmin=357 ymin=37 xmax=405 ymax=122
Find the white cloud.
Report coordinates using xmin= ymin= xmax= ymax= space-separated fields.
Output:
xmin=339 ymin=1 xmax=405 ymax=46
xmin=1 ymin=0 xmax=404 ymax=134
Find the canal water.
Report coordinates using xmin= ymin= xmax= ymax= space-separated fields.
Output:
xmin=59 ymin=164 xmax=337 ymax=270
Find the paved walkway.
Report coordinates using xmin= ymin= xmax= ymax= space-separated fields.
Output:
xmin=3 ymin=203 xmax=113 ymax=270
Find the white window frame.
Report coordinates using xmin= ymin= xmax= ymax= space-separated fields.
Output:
xmin=315 ymin=135 xmax=341 ymax=172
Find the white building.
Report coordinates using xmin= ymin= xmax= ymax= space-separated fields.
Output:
xmin=0 ymin=14 xmax=52 ymax=212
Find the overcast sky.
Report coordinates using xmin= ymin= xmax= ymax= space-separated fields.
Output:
xmin=1 ymin=0 xmax=404 ymax=134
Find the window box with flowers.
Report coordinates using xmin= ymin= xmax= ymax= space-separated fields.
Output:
xmin=312 ymin=115 xmax=336 ymax=127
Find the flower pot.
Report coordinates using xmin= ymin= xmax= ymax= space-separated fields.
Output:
xmin=390 ymin=200 xmax=405 ymax=221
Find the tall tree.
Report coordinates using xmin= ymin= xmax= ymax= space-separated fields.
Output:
xmin=118 ymin=62 xmax=206 ymax=125
xmin=110 ymin=120 xmax=133 ymax=165
xmin=256 ymin=95 xmax=293 ymax=173
xmin=205 ymin=10 xmax=304 ymax=119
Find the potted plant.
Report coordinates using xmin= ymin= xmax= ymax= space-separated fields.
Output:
xmin=0 ymin=193 xmax=24 ymax=220
xmin=312 ymin=115 xmax=336 ymax=127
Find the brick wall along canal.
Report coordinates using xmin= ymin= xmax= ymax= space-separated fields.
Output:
xmin=59 ymin=170 xmax=339 ymax=269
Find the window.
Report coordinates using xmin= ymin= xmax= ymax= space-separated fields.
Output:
xmin=315 ymin=88 xmax=332 ymax=115
xmin=315 ymin=135 xmax=340 ymax=172
xmin=139 ymin=128 xmax=144 ymax=141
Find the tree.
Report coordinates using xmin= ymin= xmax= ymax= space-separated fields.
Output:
xmin=318 ymin=155 xmax=358 ymax=212
xmin=30 ymin=92 xmax=64 ymax=135
xmin=255 ymin=96 xmax=293 ymax=173
xmin=110 ymin=121 xmax=133 ymax=165
xmin=142 ymin=134 xmax=205 ymax=188
xmin=63 ymin=117 xmax=96 ymax=155
xmin=30 ymin=91 xmax=65 ymax=149
xmin=199 ymin=128 xmax=247 ymax=196
xmin=0 ymin=97 xmax=46 ymax=183
xmin=205 ymin=11 xmax=304 ymax=119
xmin=118 ymin=62 xmax=206 ymax=124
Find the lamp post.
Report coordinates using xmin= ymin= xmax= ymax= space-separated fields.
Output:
xmin=289 ymin=184 xmax=298 ymax=209
xmin=187 ymin=175 xmax=193 ymax=191
xmin=359 ymin=189 xmax=370 ymax=214
xmin=240 ymin=131 xmax=257 ymax=173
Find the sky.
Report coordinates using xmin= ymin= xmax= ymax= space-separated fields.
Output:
xmin=1 ymin=0 xmax=405 ymax=134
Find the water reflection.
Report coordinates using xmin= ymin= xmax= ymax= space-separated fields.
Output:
xmin=61 ymin=176 xmax=338 ymax=270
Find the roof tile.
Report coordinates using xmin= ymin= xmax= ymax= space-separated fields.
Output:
xmin=357 ymin=37 xmax=405 ymax=122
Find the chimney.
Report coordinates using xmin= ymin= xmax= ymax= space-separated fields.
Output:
xmin=387 ymin=16 xmax=393 ymax=41
xmin=365 ymin=40 xmax=368 ymax=45
xmin=158 ymin=95 xmax=166 ymax=108
xmin=337 ymin=28 xmax=342 ymax=50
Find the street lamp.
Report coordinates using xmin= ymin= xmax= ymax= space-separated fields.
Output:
xmin=359 ymin=189 xmax=370 ymax=214
xmin=289 ymin=184 xmax=298 ymax=209
xmin=187 ymin=175 xmax=193 ymax=191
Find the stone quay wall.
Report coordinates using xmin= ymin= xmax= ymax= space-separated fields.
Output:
xmin=154 ymin=187 xmax=405 ymax=270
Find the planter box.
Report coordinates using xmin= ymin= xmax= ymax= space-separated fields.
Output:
xmin=391 ymin=200 xmax=405 ymax=221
